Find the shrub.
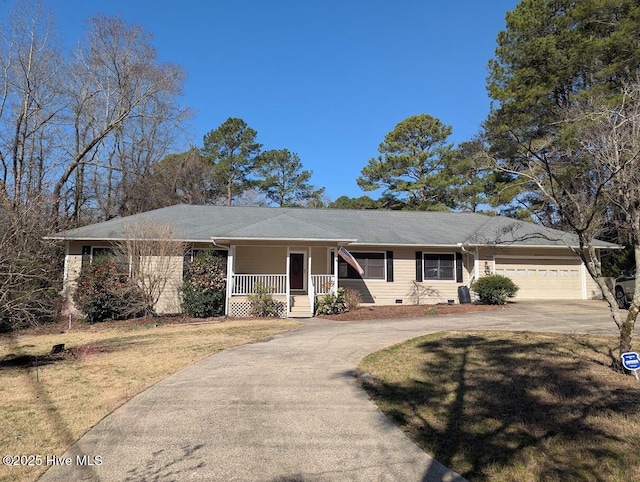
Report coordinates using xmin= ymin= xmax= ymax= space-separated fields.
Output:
xmin=181 ymin=284 xmax=225 ymax=318
xmin=471 ymin=274 xmax=519 ymax=305
xmin=181 ymin=251 xmax=226 ymax=318
xmin=247 ymin=282 xmax=282 ymax=317
xmin=315 ymin=288 xmax=347 ymax=315
xmin=343 ymin=288 xmax=362 ymax=311
xmin=73 ymin=257 xmax=144 ymax=323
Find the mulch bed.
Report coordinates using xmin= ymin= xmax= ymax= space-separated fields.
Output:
xmin=2 ymin=303 xmax=507 ymax=337
xmin=318 ymin=303 xmax=507 ymax=321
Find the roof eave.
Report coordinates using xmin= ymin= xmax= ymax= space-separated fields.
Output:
xmin=214 ymin=237 xmax=358 ymax=244
xmin=465 ymin=243 xmax=621 ymax=249
xmin=348 ymin=242 xmax=466 ymax=248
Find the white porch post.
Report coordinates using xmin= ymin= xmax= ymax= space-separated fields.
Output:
xmin=225 ymin=245 xmax=235 ymax=316
xmin=285 ymin=248 xmax=291 ymax=313
xmin=308 ymin=246 xmax=313 ymax=311
xmin=333 ymin=247 xmax=339 ymax=294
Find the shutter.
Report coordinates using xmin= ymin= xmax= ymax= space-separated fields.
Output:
xmin=81 ymin=246 xmax=91 ymax=269
xmin=183 ymin=248 xmax=192 ymax=275
xmin=386 ymin=251 xmax=394 ymax=282
xmin=415 ymin=251 xmax=423 ymax=282
xmin=330 ymin=250 xmax=335 ymax=275
xmin=216 ymin=249 xmax=228 ymax=274
xmin=456 ymin=252 xmax=463 ymax=283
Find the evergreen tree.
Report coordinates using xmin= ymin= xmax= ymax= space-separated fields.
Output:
xmin=202 ymin=118 xmax=262 ymax=206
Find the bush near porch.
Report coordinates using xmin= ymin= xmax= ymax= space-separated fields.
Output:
xmin=181 ymin=251 xmax=226 ymax=318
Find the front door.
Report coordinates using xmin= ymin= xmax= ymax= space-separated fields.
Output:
xmin=289 ymin=253 xmax=304 ymax=290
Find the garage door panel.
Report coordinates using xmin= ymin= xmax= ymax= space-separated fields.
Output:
xmin=495 ymin=258 xmax=582 ymax=300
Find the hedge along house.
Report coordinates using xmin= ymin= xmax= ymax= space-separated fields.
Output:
xmin=48 ymin=204 xmax=618 ymax=318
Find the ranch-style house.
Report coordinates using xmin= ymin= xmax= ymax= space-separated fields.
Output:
xmin=48 ymin=204 xmax=617 ymax=318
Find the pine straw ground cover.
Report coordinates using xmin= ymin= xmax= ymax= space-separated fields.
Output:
xmin=358 ymin=331 xmax=640 ymax=482
xmin=0 ymin=318 xmax=301 ymax=482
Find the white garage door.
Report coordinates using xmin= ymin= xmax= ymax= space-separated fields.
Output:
xmin=494 ymin=258 xmax=583 ymax=300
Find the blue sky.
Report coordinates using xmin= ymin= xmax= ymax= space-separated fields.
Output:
xmin=4 ymin=0 xmax=519 ymax=201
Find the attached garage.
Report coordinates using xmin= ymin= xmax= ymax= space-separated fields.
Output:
xmin=494 ymin=257 xmax=584 ymax=300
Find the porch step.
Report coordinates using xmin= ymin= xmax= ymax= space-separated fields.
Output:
xmin=289 ymin=294 xmax=312 ymax=318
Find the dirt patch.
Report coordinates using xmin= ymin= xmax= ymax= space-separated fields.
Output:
xmin=319 ymin=302 xmax=507 ymax=321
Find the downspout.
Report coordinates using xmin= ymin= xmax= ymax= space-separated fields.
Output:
xmin=474 ymin=247 xmax=480 ymax=282
xmin=210 ymin=238 xmax=230 ymax=250
xmin=457 ymin=243 xmax=476 ymax=287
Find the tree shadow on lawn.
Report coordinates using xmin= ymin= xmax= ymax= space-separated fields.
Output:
xmin=1 ymin=337 xmax=153 ymax=370
xmin=361 ymin=333 xmax=640 ymax=481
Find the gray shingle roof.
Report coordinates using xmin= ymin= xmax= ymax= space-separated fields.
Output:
xmin=48 ymin=204 xmax=619 ymax=249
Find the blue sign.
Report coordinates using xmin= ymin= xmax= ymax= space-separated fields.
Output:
xmin=621 ymin=352 xmax=640 ymax=371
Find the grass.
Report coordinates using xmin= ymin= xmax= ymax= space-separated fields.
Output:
xmin=358 ymin=331 xmax=640 ymax=482
xmin=0 ymin=318 xmax=301 ymax=482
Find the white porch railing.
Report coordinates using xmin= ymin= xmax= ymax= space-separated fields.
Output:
xmin=231 ymin=274 xmax=334 ymax=297
xmin=231 ymin=274 xmax=287 ymax=295
xmin=311 ymin=274 xmax=335 ymax=295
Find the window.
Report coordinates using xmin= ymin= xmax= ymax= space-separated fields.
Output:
xmin=91 ymin=247 xmax=114 ymax=260
xmin=338 ymin=252 xmax=385 ymax=280
xmin=423 ymin=253 xmax=455 ymax=281
xmin=90 ymin=246 xmax=130 ymax=274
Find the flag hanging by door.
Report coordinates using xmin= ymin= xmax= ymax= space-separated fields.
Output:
xmin=338 ymin=246 xmax=364 ymax=275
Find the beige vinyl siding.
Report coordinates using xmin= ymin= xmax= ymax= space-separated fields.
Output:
xmin=64 ymin=242 xmax=84 ymax=291
xmin=151 ymin=255 xmax=184 ymax=314
xmin=311 ymin=247 xmax=330 ymax=274
xmin=61 ymin=242 xmax=85 ymax=317
xmin=585 ymin=270 xmax=601 ymax=299
xmin=64 ymin=242 xmax=184 ymax=315
xmin=235 ymin=246 xmax=287 ymax=274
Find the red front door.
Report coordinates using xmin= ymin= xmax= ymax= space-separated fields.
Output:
xmin=290 ymin=253 xmax=304 ymax=290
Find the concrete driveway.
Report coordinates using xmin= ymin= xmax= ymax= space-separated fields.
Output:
xmin=40 ymin=300 xmax=619 ymax=482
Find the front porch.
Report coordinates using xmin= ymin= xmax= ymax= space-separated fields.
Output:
xmin=225 ymin=245 xmax=338 ymax=318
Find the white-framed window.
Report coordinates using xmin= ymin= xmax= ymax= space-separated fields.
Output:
xmin=338 ymin=251 xmax=385 ymax=280
xmin=91 ymin=246 xmax=114 ymax=260
xmin=88 ymin=246 xmax=131 ymax=274
xmin=423 ymin=253 xmax=456 ymax=281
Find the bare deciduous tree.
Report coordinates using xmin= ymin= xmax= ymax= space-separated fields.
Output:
xmin=52 ymin=15 xmax=190 ymax=223
xmin=0 ymin=193 xmax=61 ymax=330
xmin=0 ymin=1 xmax=62 ymax=205
xmin=114 ymin=221 xmax=186 ymax=316
xmin=493 ymin=81 xmax=640 ymax=359
xmin=0 ymin=2 xmax=190 ymax=329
